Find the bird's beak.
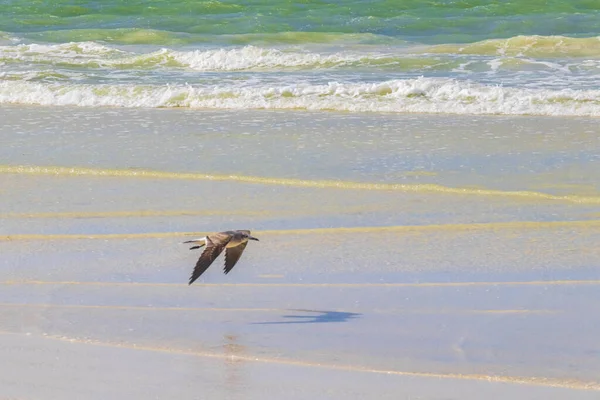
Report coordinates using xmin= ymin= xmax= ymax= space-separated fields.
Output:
xmin=249 ymin=236 xmax=259 ymax=241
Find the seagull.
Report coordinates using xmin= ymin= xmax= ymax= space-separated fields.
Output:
xmin=184 ymin=230 xmax=259 ymax=285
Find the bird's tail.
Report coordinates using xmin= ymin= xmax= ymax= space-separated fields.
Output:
xmin=183 ymin=238 xmax=206 ymax=250
xmin=183 ymin=237 xmax=206 ymax=243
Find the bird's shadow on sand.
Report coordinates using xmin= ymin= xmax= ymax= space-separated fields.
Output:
xmin=253 ymin=309 xmax=362 ymax=325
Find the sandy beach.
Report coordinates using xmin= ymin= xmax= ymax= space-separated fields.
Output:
xmin=1 ymin=106 xmax=599 ymax=398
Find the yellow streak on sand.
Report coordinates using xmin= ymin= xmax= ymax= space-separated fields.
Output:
xmin=0 ymin=302 xmax=557 ymax=315
xmin=0 ymin=330 xmax=597 ymax=390
xmin=3 ymin=164 xmax=600 ymax=204
xmin=1 ymin=220 xmax=600 ymax=242
xmin=0 ymin=210 xmax=266 ymax=218
xmin=1 ymin=280 xmax=599 ymax=288
xmin=0 ymin=210 xmax=268 ymax=218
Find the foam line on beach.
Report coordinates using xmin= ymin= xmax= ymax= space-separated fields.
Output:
xmin=2 ymin=164 xmax=600 ymax=204
xmin=0 ymin=330 xmax=596 ymax=390
xmin=2 ymin=280 xmax=599 ymax=288
xmin=0 ymin=302 xmax=557 ymax=315
xmin=1 ymin=220 xmax=600 ymax=242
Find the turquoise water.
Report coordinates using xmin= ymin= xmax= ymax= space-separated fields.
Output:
xmin=1 ymin=0 xmax=600 ymax=115
xmin=2 ymin=0 xmax=599 ymax=43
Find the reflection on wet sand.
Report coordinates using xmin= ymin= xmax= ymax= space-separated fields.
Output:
xmin=222 ymin=334 xmax=246 ymax=398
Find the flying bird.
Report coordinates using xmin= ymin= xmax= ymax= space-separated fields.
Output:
xmin=184 ymin=230 xmax=259 ymax=285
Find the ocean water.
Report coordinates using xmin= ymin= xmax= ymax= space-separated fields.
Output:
xmin=1 ymin=0 xmax=600 ymax=116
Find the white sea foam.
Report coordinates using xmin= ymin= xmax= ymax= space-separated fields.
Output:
xmin=2 ymin=41 xmax=597 ymax=80
xmin=166 ymin=46 xmax=373 ymax=70
xmin=1 ymin=78 xmax=599 ymax=116
xmin=0 ymin=43 xmax=386 ymax=70
xmin=0 ymin=41 xmax=123 ymax=62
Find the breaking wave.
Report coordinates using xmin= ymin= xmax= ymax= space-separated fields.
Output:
xmin=1 ymin=78 xmax=599 ymax=116
xmin=2 ymin=37 xmax=600 ymax=72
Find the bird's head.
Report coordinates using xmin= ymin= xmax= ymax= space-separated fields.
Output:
xmin=243 ymin=231 xmax=259 ymax=241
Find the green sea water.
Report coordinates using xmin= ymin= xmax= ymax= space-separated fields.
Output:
xmin=2 ymin=0 xmax=600 ymax=44
xmin=1 ymin=0 xmax=600 ymax=115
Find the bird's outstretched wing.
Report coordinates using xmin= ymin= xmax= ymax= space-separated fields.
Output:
xmin=188 ymin=233 xmax=231 ymax=285
xmin=224 ymin=242 xmax=248 ymax=275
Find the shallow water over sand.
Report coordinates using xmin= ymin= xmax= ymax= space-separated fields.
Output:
xmin=1 ymin=106 xmax=600 ymax=398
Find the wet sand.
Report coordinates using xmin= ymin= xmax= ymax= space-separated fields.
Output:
xmin=1 ymin=106 xmax=600 ymax=398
